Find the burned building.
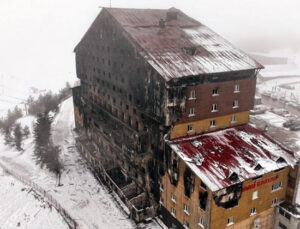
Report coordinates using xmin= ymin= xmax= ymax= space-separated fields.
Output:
xmin=72 ymin=7 xmax=299 ymax=228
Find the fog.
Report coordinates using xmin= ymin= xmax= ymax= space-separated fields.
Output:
xmin=0 ymin=0 xmax=299 ymax=91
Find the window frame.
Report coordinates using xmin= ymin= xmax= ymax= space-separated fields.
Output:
xmin=232 ymin=100 xmax=239 ymax=108
xmin=211 ymin=104 xmax=218 ymax=112
xmin=250 ymin=207 xmax=257 ymax=216
xmin=171 ymin=193 xmax=177 ymax=203
xmin=227 ymin=217 xmax=234 ymax=226
xmin=252 ymin=191 xmax=258 ymax=200
xmin=234 ymin=84 xmax=240 ymax=93
xmin=212 ymin=87 xmax=219 ymax=96
xmin=210 ymin=120 xmax=216 ymax=128
xmin=189 ymin=107 xmax=195 ymax=117
xmin=187 ymin=124 xmax=194 ymax=132
xmin=184 ymin=204 xmax=190 ymax=215
xmin=189 ymin=90 xmax=196 ymax=100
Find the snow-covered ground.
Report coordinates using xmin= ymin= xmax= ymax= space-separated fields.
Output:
xmin=0 ymin=98 xmax=163 ymax=229
xmin=0 ymin=167 xmax=68 ymax=229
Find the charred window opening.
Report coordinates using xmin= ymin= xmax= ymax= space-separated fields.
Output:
xmin=213 ymin=183 xmax=242 ymax=209
xmin=254 ymin=164 xmax=262 ymax=171
xmin=229 ymin=172 xmax=239 ymax=182
xmin=166 ymin=146 xmax=179 ymax=186
xmin=183 ymin=167 xmax=195 ymax=198
xmin=199 ymin=191 xmax=208 ymax=210
xmin=276 ymin=157 xmax=287 ymax=164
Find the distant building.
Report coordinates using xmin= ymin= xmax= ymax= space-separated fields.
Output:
xmin=72 ymin=7 xmax=299 ymax=228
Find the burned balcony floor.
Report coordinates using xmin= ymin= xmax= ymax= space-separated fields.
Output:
xmin=75 ymin=133 xmax=155 ymax=222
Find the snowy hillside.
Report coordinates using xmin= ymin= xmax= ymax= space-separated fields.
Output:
xmin=0 ymin=98 xmax=163 ymax=229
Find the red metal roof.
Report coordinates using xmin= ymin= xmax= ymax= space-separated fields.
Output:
xmin=167 ymin=124 xmax=298 ymax=192
xmin=106 ymin=8 xmax=263 ymax=81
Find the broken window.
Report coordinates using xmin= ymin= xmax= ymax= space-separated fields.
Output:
xmin=231 ymin=115 xmax=237 ymax=123
xmin=199 ymin=191 xmax=208 ymax=210
xmin=229 ymin=172 xmax=239 ymax=182
xmin=213 ymin=183 xmax=242 ymax=209
xmin=187 ymin=124 xmax=194 ymax=132
xmin=184 ymin=168 xmax=195 ymax=198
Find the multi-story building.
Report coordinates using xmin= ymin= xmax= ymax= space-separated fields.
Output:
xmin=72 ymin=7 xmax=299 ymax=227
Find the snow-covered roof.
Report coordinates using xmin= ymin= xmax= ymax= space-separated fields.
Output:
xmin=105 ymin=8 xmax=263 ymax=81
xmin=167 ymin=124 xmax=298 ymax=192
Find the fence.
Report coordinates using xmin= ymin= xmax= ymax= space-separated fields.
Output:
xmin=0 ymin=161 xmax=78 ymax=229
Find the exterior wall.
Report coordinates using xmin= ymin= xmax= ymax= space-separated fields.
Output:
xmin=286 ymin=165 xmax=300 ymax=204
xmin=74 ymin=9 xmax=168 ymax=208
xmin=178 ymin=77 xmax=256 ymax=124
xmin=210 ymin=168 xmax=289 ymax=229
xmin=161 ymin=157 xmax=211 ymax=229
xmin=170 ymin=76 xmax=256 ymax=139
xmin=274 ymin=206 xmax=300 ymax=229
xmin=171 ymin=111 xmax=249 ymax=139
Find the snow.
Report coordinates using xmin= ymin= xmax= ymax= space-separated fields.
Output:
xmin=0 ymin=97 xmax=163 ymax=229
xmin=168 ymin=124 xmax=298 ymax=192
xmin=0 ymin=167 xmax=68 ymax=229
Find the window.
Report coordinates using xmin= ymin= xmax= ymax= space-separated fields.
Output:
xmin=210 ymin=120 xmax=216 ymax=127
xmin=233 ymin=100 xmax=239 ymax=108
xmin=250 ymin=207 xmax=256 ymax=215
xmin=211 ymin=104 xmax=218 ymax=112
xmin=160 ymin=183 xmax=164 ymax=192
xmin=198 ymin=218 xmax=205 ymax=228
xmin=159 ymin=197 xmax=163 ymax=204
xmin=279 ymin=222 xmax=287 ymax=229
xmin=231 ymin=115 xmax=237 ymax=123
xmin=272 ymin=198 xmax=278 ymax=206
xmin=227 ymin=217 xmax=234 ymax=226
xmin=184 ymin=204 xmax=190 ymax=215
xmin=252 ymin=191 xmax=258 ymax=200
xmin=187 ymin=124 xmax=194 ymax=132
xmin=212 ymin=87 xmax=219 ymax=96
xmin=171 ymin=193 xmax=176 ymax=203
xmin=272 ymin=182 xmax=282 ymax=191
xmin=234 ymin=84 xmax=240 ymax=93
xmin=171 ymin=208 xmax=176 ymax=217
xmin=200 ymin=181 xmax=207 ymax=190
xmin=183 ymin=221 xmax=189 ymax=229
xmin=189 ymin=90 xmax=196 ymax=99
xmin=189 ymin=108 xmax=195 ymax=117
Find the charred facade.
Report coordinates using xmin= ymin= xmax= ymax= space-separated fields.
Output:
xmin=71 ymin=7 xmax=299 ymax=228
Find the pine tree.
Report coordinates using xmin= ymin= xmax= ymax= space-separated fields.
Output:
xmin=13 ymin=123 xmax=23 ymax=151
xmin=4 ymin=128 xmax=13 ymax=146
xmin=33 ymin=113 xmax=52 ymax=167
xmin=45 ymin=145 xmax=63 ymax=186
xmin=23 ymin=125 xmax=30 ymax=138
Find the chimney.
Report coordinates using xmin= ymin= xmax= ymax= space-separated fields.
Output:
xmin=159 ymin=19 xmax=165 ymax=28
xmin=166 ymin=11 xmax=178 ymax=21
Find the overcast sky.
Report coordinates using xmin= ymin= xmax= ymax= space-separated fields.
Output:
xmin=0 ymin=0 xmax=299 ymax=91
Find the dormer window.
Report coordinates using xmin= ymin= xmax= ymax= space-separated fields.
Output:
xmin=212 ymin=87 xmax=219 ymax=96
xmin=229 ymin=172 xmax=238 ymax=182
xmin=189 ymin=90 xmax=196 ymax=99
xmin=276 ymin=157 xmax=287 ymax=163
xmin=254 ymin=164 xmax=262 ymax=171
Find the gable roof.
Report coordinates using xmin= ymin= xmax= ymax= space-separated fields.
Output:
xmin=104 ymin=8 xmax=263 ymax=81
xmin=167 ymin=124 xmax=298 ymax=192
